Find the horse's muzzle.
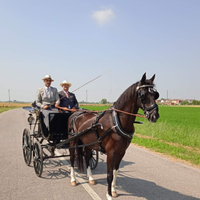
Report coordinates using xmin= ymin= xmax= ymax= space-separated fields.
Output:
xmin=145 ymin=104 xmax=159 ymax=123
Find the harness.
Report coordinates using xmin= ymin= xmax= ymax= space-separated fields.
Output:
xmin=92 ymin=111 xmax=107 ymax=153
xmin=68 ymin=83 xmax=159 ymax=153
xmin=136 ymin=84 xmax=159 ymax=118
xmin=68 ymin=110 xmax=111 ymax=153
xmin=112 ymin=109 xmax=134 ymax=140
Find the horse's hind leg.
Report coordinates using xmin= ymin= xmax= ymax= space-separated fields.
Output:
xmin=85 ymin=147 xmax=95 ymax=185
xmin=69 ymin=141 xmax=76 ymax=186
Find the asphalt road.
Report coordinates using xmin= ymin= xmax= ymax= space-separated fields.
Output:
xmin=0 ymin=108 xmax=200 ymax=200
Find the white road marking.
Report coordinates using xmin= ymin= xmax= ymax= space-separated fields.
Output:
xmin=55 ymin=150 xmax=102 ymax=200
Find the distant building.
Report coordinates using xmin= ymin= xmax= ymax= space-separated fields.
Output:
xmin=160 ymin=99 xmax=183 ymax=105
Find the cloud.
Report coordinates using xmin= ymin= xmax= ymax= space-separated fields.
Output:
xmin=92 ymin=9 xmax=115 ymax=25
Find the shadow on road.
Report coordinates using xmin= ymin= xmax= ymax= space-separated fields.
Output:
xmin=93 ymin=158 xmax=200 ymax=200
xmin=92 ymin=157 xmax=135 ymax=175
xmin=118 ymin=173 xmax=200 ymax=200
xmin=41 ymin=159 xmax=69 ymax=179
xmin=27 ymin=155 xmax=200 ymax=199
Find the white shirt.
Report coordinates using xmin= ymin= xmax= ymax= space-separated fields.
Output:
xmin=45 ymin=86 xmax=51 ymax=98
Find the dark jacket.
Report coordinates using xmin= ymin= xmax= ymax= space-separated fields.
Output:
xmin=58 ymin=91 xmax=79 ymax=109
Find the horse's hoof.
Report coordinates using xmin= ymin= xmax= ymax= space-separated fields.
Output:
xmin=71 ymin=181 xmax=77 ymax=186
xmin=112 ymin=191 xmax=118 ymax=197
xmin=89 ymin=180 xmax=96 ymax=185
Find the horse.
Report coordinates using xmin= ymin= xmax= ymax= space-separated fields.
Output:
xmin=68 ymin=73 xmax=159 ymax=200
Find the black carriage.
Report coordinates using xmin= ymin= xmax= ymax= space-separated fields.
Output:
xmin=22 ymin=106 xmax=99 ymax=177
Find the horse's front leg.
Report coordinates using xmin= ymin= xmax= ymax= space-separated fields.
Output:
xmin=111 ymin=169 xmax=118 ymax=197
xmin=85 ymin=147 xmax=95 ymax=185
xmin=106 ymin=152 xmax=115 ymax=200
xmin=111 ymin=152 xmax=125 ymax=197
xmin=69 ymin=141 xmax=76 ymax=186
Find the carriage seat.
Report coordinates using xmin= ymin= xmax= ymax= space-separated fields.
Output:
xmin=31 ymin=101 xmax=72 ymax=141
xmin=48 ymin=112 xmax=72 ymax=141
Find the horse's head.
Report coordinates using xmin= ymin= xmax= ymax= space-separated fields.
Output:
xmin=136 ymin=73 xmax=159 ymax=123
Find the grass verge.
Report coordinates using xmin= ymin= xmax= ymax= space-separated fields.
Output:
xmin=0 ymin=107 xmax=20 ymax=114
xmin=132 ymin=135 xmax=200 ymax=166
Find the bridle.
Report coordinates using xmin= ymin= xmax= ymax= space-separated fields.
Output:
xmin=136 ymin=84 xmax=159 ymax=118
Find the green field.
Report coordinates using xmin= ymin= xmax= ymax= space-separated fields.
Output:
xmin=135 ymin=107 xmax=200 ymax=147
xmin=82 ymin=105 xmax=200 ymax=166
xmin=0 ymin=107 xmax=19 ymax=114
xmin=134 ymin=106 xmax=200 ymax=165
xmin=80 ymin=105 xmax=111 ymax=111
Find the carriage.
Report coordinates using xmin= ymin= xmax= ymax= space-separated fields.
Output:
xmin=22 ymin=74 xmax=159 ymax=200
xmin=22 ymin=105 xmax=99 ymax=177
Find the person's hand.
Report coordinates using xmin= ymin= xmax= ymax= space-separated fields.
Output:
xmin=70 ymin=108 xmax=77 ymax=112
xmin=43 ymin=105 xmax=49 ymax=109
xmin=62 ymin=107 xmax=69 ymax=111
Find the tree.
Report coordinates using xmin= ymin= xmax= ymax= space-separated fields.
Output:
xmin=101 ymin=98 xmax=107 ymax=104
xmin=180 ymin=101 xmax=189 ymax=105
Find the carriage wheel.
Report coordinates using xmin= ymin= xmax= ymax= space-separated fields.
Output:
xmin=89 ymin=150 xmax=99 ymax=170
xmin=33 ymin=140 xmax=43 ymax=177
xmin=22 ymin=129 xmax=32 ymax=166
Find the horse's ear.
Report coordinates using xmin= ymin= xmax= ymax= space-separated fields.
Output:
xmin=140 ymin=73 xmax=146 ymax=85
xmin=149 ymin=74 xmax=156 ymax=83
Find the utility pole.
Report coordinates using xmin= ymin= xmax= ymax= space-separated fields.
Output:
xmin=8 ymin=89 xmax=10 ymax=103
xmin=86 ymin=90 xmax=88 ymax=102
xmin=167 ymin=90 xmax=168 ymax=100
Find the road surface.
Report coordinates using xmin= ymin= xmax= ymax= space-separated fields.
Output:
xmin=0 ymin=108 xmax=200 ymax=200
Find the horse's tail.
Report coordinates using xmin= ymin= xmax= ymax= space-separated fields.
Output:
xmin=76 ymin=139 xmax=84 ymax=172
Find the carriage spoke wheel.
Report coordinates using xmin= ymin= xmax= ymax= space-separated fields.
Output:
xmin=89 ymin=150 xmax=99 ymax=170
xmin=22 ymin=129 xmax=32 ymax=166
xmin=33 ymin=140 xmax=43 ymax=177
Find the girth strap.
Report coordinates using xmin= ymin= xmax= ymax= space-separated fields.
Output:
xmin=92 ymin=111 xmax=106 ymax=153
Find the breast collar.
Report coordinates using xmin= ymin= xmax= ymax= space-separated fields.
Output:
xmin=112 ymin=108 xmax=134 ymax=140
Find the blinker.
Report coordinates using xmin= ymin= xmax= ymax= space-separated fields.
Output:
xmin=148 ymin=87 xmax=159 ymax=100
xmin=154 ymin=92 xmax=159 ymax=100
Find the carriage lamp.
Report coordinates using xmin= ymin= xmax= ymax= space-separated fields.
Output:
xmin=27 ymin=115 xmax=35 ymax=125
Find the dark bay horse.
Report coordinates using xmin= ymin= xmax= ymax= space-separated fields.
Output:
xmin=68 ymin=73 xmax=159 ymax=200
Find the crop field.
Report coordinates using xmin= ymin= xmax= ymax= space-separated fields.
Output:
xmin=134 ymin=106 xmax=200 ymax=166
xmin=80 ymin=104 xmax=111 ymax=111
xmin=0 ymin=102 xmax=31 ymax=107
xmin=0 ymin=102 xmax=31 ymax=114
xmin=81 ymin=105 xmax=200 ymax=166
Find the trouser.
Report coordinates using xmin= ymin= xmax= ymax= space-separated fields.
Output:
xmin=42 ymin=108 xmax=58 ymax=129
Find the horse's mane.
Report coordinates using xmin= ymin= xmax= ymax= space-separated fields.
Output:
xmin=114 ymin=80 xmax=155 ymax=110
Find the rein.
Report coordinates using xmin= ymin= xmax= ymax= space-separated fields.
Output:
xmin=109 ymin=107 xmax=146 ymax=118
xmin=65 ymin=107 xmax=146 ymax=118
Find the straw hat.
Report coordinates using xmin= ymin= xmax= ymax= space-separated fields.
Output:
xmin=42 ymin=75 xmax=54 ymax=81
xmin=60 ymin=80 xmax=72 ymax=87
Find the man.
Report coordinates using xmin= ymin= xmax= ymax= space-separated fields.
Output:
xmin=56 ymin=80 xmax=79 ymax=113
xmin=36 ymin=75 xmax=60 ymax=129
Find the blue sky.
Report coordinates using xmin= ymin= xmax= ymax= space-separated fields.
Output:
xmin=0 ymin=0 xmax=200 ymax=102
